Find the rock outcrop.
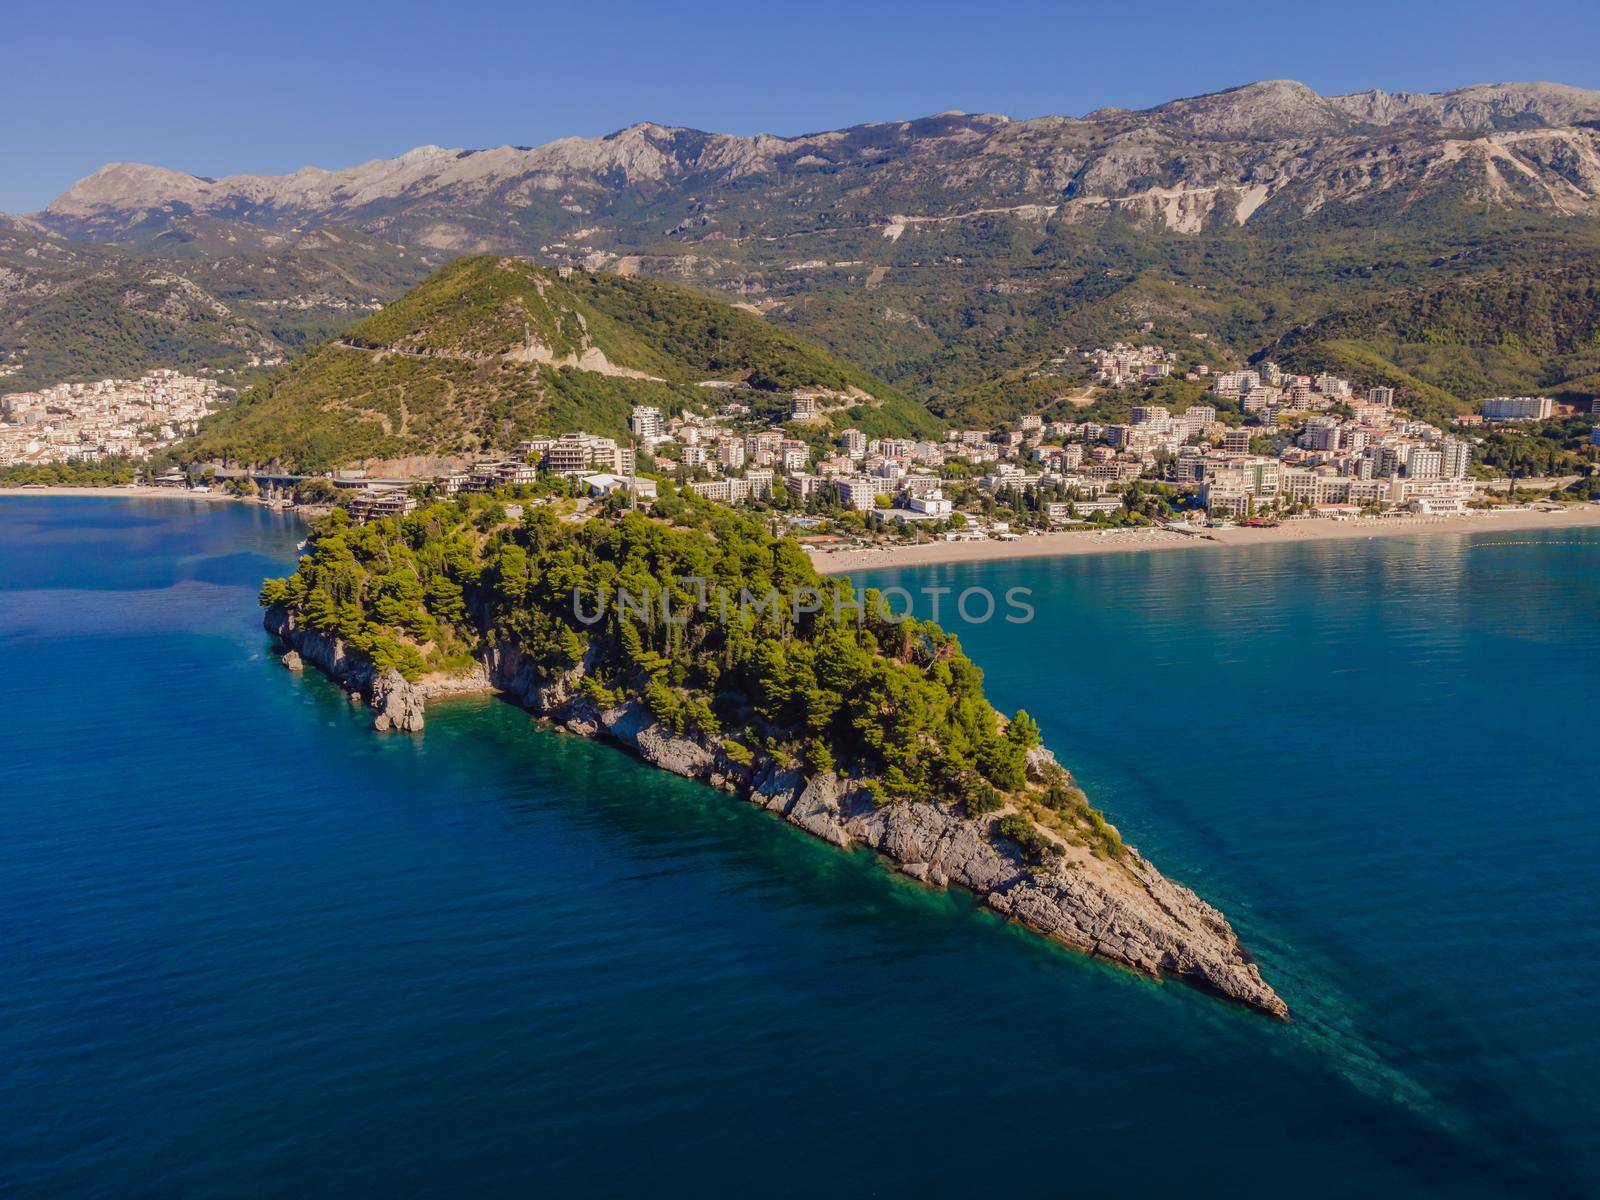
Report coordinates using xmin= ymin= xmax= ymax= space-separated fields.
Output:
xmin=370 ymin=667 xmax=428 ymax=733
xmin=266 ymin=608 xmax=1287 ymax=1019
xmin=264 ymin=607 xmax=490 ymax=732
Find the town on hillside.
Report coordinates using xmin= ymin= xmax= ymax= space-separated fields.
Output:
xmin=0 ymin=370 xmax=229 ymax=468
xmin=316 ymin=350 xmax=1597 ymax=532
xmin=6 ymin=350 xmax=1596 ymax=534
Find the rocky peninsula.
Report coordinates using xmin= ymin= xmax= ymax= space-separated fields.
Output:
xmin=264 ymin=527 xmax=1288 ymax=1021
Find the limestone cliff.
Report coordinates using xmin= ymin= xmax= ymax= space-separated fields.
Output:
xmin=265 ymin=607 xmax=489 ymax=732
xmin=265 ymin=608 xmax=1289 ymax=1020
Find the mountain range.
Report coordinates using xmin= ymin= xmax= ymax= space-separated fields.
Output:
xmin=33 ymin=81 xmax=1600 ymax=245
xmin=9 ymin=79 xmax=1600 ymax=416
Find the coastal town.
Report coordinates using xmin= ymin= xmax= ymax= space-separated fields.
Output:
xmin=318 ymin=347 xmax=1595 ymax=541
xmin=7 ymin=341 xmax=1595 ymax=554
xmin=0 ymin=370 xmax=229 ymax=468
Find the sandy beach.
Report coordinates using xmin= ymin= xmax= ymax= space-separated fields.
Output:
xmin=0 ymin=484 xmax=243 ymax=503
xmin=810 ymin=505 xmax=1600 ymax=574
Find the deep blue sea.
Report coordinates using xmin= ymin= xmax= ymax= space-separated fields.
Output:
xmin=3 ymin=496 xmax=1598 ymax=1197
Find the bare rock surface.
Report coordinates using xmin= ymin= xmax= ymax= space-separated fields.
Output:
xmin=265 ymin=607 xmax=489 ymax=733
xmin=370 ymin=668 xmax=426 ymax=733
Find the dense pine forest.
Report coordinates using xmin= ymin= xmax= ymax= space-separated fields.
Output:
xmin=260 ymin=492 xmax=1127 ymax=860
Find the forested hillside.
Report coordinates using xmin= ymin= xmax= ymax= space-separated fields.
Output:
xmin=0 ymin=225 xmax=438 ymax=390
xmin=1267 ymin=258 xmax=1600 ymax=421
xmin=179 ymin=257 xmax=939 ymax=471
xmin=261 ymin=494 xmax=1101 ymax=844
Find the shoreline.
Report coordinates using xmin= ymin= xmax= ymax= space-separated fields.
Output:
xmin=0 ymin=484 xmax=243 ymax=503
xmin=268 ymin=608 xmax=1287 ymax=1019
xmin=811 ymin=505 xmax=1600 ymax=574
xmin=10 ymin=487 xmax=1598 ymax=573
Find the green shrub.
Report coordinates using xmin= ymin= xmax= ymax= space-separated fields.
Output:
xmin=995 ymin=814 xmax=1063 ymax=866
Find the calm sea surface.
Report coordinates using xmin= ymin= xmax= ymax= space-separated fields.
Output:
xmin=3 ymin=496 xmax=1597 ymax=1197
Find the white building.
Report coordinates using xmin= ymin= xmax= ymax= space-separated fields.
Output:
xmin=1213 ymin=371 xmax=1260 ymax=396
xmin=543 ymin=433 xmax=633 ymax=476
xmin=1180 ymin=406 xmax=1216 ymax=438
xmin=1405 ymin=446 xmax=1444 ymax=480
xmin=1482 ymin=396 xmax=1554 ymax=421
xmin=907 ymin=493 xmax=953 ymax=517
xmin=582 ymin=473 xmax=657 ymax=501
xmin=833 ymin=476 xmax=880 ymax=511
xmin=629 ymin=405 xmax=664 ymax=441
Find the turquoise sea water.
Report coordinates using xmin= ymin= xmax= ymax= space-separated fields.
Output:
xmin=3 ymin=496 xmax=1598 ymax=1197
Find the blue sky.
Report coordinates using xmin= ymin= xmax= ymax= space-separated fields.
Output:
xmin=5 ymin=0 xmax=1599 ymax=213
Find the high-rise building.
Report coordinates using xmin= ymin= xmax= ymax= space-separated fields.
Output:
xmin=1406 ymin=446 xmax=1443 ymax=479
xmin=1181 ymin=406 xmax=1216 ymax=437
xmin=1368 ymin=446 xmax=1401 ymax=478
xmin=1441 ymin=438 xmax=1472 ymax=479
xmin=1303 ymin=417 xmax=1341 ymax=452
xmin=629 ymin=405 xmax=664 ymax=441
xmin=1315 ymin=373 xmax=1352 ymax=398
xmin=833 ymin=476 xmax=880 ymax=511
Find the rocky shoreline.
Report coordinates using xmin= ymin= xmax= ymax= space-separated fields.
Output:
xmin=267 ymin=607 xmax=1288 ymax=1020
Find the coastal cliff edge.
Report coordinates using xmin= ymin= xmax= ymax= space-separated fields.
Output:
xmin=267 ymin=606 xmax=1288 ymax=1019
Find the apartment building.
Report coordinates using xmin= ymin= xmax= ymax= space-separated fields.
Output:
xmin=1481 ymin=396 xmax=1554 ymax=421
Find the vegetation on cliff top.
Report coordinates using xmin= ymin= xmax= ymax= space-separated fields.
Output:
xmin=182 ymin=256 xmax=938 ymax=471
xmin=259 ymin=491 xmax=1121 ymax=859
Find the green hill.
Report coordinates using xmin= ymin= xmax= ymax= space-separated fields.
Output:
xmin=1268 ymin=260 xmax=1600 ymax=421
xmin=180 ymin=256 xmax=940 ymax=471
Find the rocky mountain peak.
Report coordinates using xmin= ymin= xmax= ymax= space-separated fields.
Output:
xmin=49 ymin=162 xmax=214 ymax=217
xmin=1148 ymin=80 xmax=1353 ymax=137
